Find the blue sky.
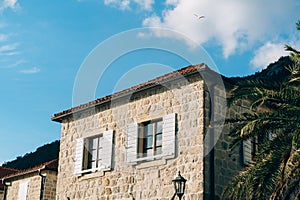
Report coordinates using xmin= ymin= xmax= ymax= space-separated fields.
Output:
xmin=0 ymin=0 xmax=299 ymax=164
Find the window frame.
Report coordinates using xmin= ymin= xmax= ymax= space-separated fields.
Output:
xmin=138 ymin=119 xmax=163 ymax=159
xmin=126 ymin=113 xmax=176 ymax=164
xmin=74 ymin=130 xmax=114 ymax=175
xmin=82 ymin=134 xmax=104 ymax=172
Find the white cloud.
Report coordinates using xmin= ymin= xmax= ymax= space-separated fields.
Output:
xmin=142 ymin=0 xmax=300 ymax=58
xmin=0 ymin=0 xmax=19 ymax=12
xmin=104 ymin=0 xmax=154 ymax=10
xmin=19 ymin=67 xmax=41 ymax=74
xmin=165 ymin=0 xmax=180 ymax=6
xmin=251 ymin=39 xmax=300 ymax=70
xmin=251 ymin=42 xmax=288 ymax=70
xmin=0 ymin=43 xmax=18 ymax=54
xmin=133 ymin=0 xmax=153 ymax=10
xmin=104 ymin=0 xmax=130 ymax=10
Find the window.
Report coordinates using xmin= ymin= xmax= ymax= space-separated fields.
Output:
xmin=126 ymin=113 xmax=176 ymax=163
xmin=138 ymin=120 xmax=163 ymax=158
xmin=83 ymin=135 xmax=103 ymax=170
xmin=243 ymin=133 xmax=272 ymax=165
xmin=74 ymin=130 xmax=113 ymax=175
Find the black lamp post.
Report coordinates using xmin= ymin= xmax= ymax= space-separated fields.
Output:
xmin=172 ymin=171 xmax=187 ymax=200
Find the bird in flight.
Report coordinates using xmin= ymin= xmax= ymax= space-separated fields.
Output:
xmin=194 ymin=14 xmax=205 ymax=19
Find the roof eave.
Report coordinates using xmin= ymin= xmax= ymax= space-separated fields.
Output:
xmin=51 ymin=64 xmax=210 ymax=123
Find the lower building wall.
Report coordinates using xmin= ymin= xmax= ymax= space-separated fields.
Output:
xmin=43 ymin=171 xmax=58 ymax=200
xmin=5 ymin=170 xmax=57 ymax=200
xmin=6 ymin=175 xmax=41 ymax=200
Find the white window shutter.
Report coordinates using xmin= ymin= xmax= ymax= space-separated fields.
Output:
xmin=18 ymin=181 xmax=28 ymax=200
xmin=126 ymin=123 xmax=138 ymax=164
xmin=74 ymin=138 xmax=84 ymax=175
xmin=162 ymin=113 xmax=176 ymax=159
xmin=243 ymin=138 xmax=252 ymax=164
xmin=102 ymin=130 xmax=114 ymax=171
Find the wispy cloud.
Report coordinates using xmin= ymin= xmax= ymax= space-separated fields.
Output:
xmin=0 ymin=59 xmax=26 ymax=69
xmin=19 ymin=67 xmax=41 ymax=74
xmin=104 ymin=0 xmax=154 ymax=11
xmin=0 ymin=43 xmax=20 ymax=59
xmin=0 ymin=0 xmax=19 ymax=12
xmin=141 ymin=0 xmax=299 ymax=59
xmin=0 ymin=43 xmax=18 ymax=53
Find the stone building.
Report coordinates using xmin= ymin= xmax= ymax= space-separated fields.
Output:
xmin=2 ymin=158 xmax=58 ymax=200
xmin=51 ymin=64 xmax=248 ymax=200
xmin=0 ymin=166 xmax=19 ymax=200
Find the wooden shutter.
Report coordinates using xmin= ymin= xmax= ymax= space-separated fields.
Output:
xmin=18 ymin=181 xmax=28 ymax=200
xmin=74 ymin=138 xmax=84 ymax=175
xmin=162 ymin=113 xmax=176 ymax=159
xmin=102 ymin=130 xmax=114 ymax=171
xmin=126 ymin=123 xmax=138 ymax=164
xmin=243 ymin=138 xmax=252 ymax=164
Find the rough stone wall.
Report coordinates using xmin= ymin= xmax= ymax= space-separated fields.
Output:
xmin=213 ymin=99 xmax=250 ymax=199
xmin=56 ymin=75 xmax=206 ymax=200
xmin=5 ymin=170 xmax=57 ymax=200
xmin=202 ymin=85 xmax=246 ymax=200
xmin=213 ymin=125 xmax=243 ymax=199
xmin=6 ymin=174 xmax=40 ymax=200
xmin=43 ymin=171 xmax=58 ymax=200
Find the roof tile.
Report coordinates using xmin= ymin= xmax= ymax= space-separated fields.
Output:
xmin=51 ymin=63 xmax=208 ymax=121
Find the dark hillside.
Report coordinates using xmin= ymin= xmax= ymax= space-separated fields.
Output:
xmin=224 ymin=56 xmax=294 ymax=88
xmin=2 ymin=140 xmax=59 ymax=170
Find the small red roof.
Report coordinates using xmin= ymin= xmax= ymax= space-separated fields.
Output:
xmin=2 ymin=158 xmax=58 ymax=180
xmin=0 ymin=166 xmax=19 ymax=190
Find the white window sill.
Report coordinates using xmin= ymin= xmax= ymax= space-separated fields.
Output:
xmin=78 ymin=169 xmax=105 ymax=181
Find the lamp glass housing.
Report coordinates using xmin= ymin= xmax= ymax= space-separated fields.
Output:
xmin=172 ymin=171 xmax=186 ymax=198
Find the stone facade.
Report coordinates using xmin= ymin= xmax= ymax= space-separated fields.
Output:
xmin=0 ymin=166 xmax=20 ymax=200
xmin=43 ymin=171 xmax=58 ymax=200
xmin=55 ymin=72 xmax=206 ymax=200
xmin=53 ymin=65 xmax=246 ymax=200
xmin=4 ymin=169 xmax=57 ymax=200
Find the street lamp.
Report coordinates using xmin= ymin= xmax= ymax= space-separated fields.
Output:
xmin=172 ymin=171 xmax=187 ymax=200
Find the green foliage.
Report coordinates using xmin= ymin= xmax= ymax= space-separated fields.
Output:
xmin=2 ymin=140 xmax=60 ymax=170
xmin=224 ymin=22 xmax=300 ymax=200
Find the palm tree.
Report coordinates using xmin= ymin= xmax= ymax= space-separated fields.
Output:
xmin=223 ymin=21 xmax=300 ymax=200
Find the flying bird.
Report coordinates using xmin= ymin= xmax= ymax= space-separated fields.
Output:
xmin=194 ymin=14 xmax=205 ymax=20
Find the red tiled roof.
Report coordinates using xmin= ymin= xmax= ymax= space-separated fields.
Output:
xmin=0 ymin=166 xmax=19 ymax=190
xmin=2 ymin=158 xmax=58 ymax=180
xmin=51 ymin=63 xmax=210 ymax=122
xmin=0 ymin=166 xmax=19 ymax=178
